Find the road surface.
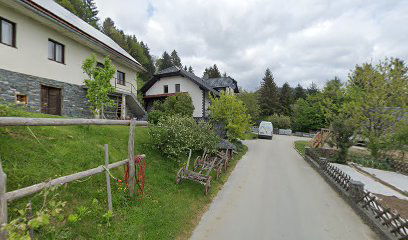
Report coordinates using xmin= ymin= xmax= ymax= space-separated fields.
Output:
xmin=191 ymin=135 xmax=379 ymax=240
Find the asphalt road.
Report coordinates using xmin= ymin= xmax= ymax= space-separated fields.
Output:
xmin=191 ymin=135 xmax=379 ymax=240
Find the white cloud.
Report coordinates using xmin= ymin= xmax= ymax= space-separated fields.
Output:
xmin=94 ymin=0 xmax=408 ymax=90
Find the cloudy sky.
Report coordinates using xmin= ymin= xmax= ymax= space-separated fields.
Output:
xmin=94 ymin=0 xmax=408 ymax=91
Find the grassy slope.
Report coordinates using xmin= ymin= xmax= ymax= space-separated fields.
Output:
xmin=0 ymin=105 xmax=247 ymax=239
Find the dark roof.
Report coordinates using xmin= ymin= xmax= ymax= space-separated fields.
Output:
xmin=140 ymin=66 xmax=219 ymax=96
xmin=205 ymin=77 xmax=239 ymax=93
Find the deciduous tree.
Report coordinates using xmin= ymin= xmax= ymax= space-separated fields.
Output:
xmin=82 ymin=54 xmax=116 ymax=118
xmin=209 ymin=92 xmax=252 ymax=141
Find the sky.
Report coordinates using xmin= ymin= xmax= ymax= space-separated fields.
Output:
xmin=94 ymin=0 xmax=408 ymax=91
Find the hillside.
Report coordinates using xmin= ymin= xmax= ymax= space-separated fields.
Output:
xmin=0 ymin=104 xmax=247 ymax=239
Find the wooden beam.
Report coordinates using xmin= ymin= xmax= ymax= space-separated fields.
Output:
xmin=0 ymin=161 xmax=7 ymax=240
xmin=0 ymin=117 xmax=148 ymax=127
xmin=4 ymin=159 xmax=129 ymax=202
xmin=104 ymin=144 xmax=113 ymax=212
xmin=127 ymin=119 xmax=137 ymax=197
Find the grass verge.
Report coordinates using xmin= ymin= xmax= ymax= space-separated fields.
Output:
xmin=294 ymin=140 xmax=310 ymax=157
xmin=0 ymin=104 xmax=247 ymax=239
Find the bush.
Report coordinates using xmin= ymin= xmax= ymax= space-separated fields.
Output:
xmin=330 ymin=117 xmax=355 ymax=164
xmin=209 ymin=92 xmax=251 ymax=141
xmin=267 ymin=114 xmax=291 ymax=129
xmin=148 ymin=93 xmax=194 ymax=124
xmin=149 ymin=115 xmax=220 ymax=159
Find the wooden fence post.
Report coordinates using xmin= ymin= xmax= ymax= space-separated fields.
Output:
xmin=0 ymin=160 xmax=7 ymax=240
xmin=128 ymin=119 xmax=137 ymax=197
xmin=104 ymin=144 xmax=113 ymax=212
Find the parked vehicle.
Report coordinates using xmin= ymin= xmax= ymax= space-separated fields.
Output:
xmin=258 ymin=121 xmax=273 ymax=139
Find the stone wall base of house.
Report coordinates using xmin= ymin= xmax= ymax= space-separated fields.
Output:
xmin=0 ymin=68 xmax=94 ymax=118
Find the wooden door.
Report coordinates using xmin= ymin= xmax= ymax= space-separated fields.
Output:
xmin=41 ymin=86 xmax=62 ymax=115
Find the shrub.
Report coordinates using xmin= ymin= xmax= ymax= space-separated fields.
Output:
xmin=209 ymin=92 xmax=251 ymax=141
xmin=267 ymin=114 xmax=291 ymax=129
xmin=330 ymin=117 xmax=355 ymax=164
xmin=149 ymin=115 xmax=220 ymax=159
xmin=147 ymin=93 xmax=194 ymax=124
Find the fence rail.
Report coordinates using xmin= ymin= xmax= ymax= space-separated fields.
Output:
xmin=0 ymin=117 xmax=148 ymax=239
xmin=305 ymin=147 xmax=408 ymax=240
xmin=0 ymin=117 xmax=148 ymax=127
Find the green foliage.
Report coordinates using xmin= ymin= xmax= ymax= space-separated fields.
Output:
xmin=267 ymin=114 xmax=291 ymax=129
xmin=203 ymin=64 xmax=222 ymax=78
xmin=188 ymin=66 xmax=194 ymax=73
xmin=279 ymin=82 xmax=293 ymax=115
xmin=306 ymin=82 xmax=320 ymax=96
xmin=293 ymin=84 xmax=307 ymax=100
xmin=344 ymin=58 xmax=408 ymax=158
xmin=320 ymin=77 xmax=345 ymax=124
xmin=82 ymin=54 xmax=116 ymax=118
xmin=156 ymin=51 xmax=175 ymax=71
xmin=102 ymin=18 xmax=155 ymax=82
xmin=329 ymin=117 xmax=355 ymax=164
xmin=55 ymin=0 xmax=100 ymax=29
xmin=2 ymin=187 xmax=66 ymax=239
xmin=209 ymin=92 xmax=252 ymax=141
xmin=236 ymin=90 xmax=261 ymax=122
xmin=258 ymin=68 xmax=280 ymax=116
xmin=147 ymin=93 xmax=194 ymax=124
xmin=291 ymin=94 xmax=326 ymax=132
xmin=170 ymin=50 xmax=182 ymax=68
xmin=149 ymin=115 xmax=220 ymax=159
xmin=294 ymin=140 xmax=310 ymax=157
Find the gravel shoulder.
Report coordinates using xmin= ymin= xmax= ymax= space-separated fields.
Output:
xmin=191 ymin=135 xmax=379 ymax=240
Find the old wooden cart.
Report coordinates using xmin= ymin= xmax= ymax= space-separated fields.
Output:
xmin=176 ymin=150 xmax=216 ymax=195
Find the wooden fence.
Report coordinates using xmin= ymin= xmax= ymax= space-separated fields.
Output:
xmin=305 ymin=147 xmax=408 ymax=240
xmin=0 ymin=117 xmax=148 ymax=238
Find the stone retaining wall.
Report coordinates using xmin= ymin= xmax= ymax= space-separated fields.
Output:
xmin=0 ymin=68 xmax=93 ymax=118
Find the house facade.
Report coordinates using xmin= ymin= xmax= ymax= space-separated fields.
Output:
xmin=0 ymin=0 xmax=146 ymax=119
xmin=141 ymin=66 xmax=220 ymax=118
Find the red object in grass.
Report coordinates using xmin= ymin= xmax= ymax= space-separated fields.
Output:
xmin=124 ymin=155 xmax=146 ymax=200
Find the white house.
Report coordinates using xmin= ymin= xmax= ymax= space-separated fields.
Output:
xmin=0 ymin=0 xmax=146 ymax=119
xmin=140 ymin=66 xmax=221 ymax=118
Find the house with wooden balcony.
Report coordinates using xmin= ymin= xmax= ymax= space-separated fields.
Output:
xmin=0 ymin=0 xmax=146 ymax=119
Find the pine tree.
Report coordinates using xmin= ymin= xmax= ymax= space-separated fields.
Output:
xmin=307 ymin=82 xmax=319 ymax=95
xmin=184 ymin=66 xmax=188 ymax=71
xmin=203 ymin=64 xmax=222 ymax=78
xmin=279 ymin=82 xmax=293 ymax=115
xmin=258 ymin=69 xmax=280 ymax=116
xmin=170 ymin=50 xmax=182 ymax=68
xmin=294 ymin=84 xmax=307 ymax=100
xmin=56 ymin=0 xmax=100 ymax=29
xmin=188 ymin=66 xmax=194 ymax=73
xmin=157 ymin=51 xmax=173 ymax=71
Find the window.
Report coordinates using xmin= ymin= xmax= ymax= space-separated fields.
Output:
xmin=48 ymin=39 xmax=64 ymax=63
xmin=175 ymin=84 xmax=180 ymax=93
xmin=163 ymin=85 xmax=168 ymax=93
xmin=16 ymin=94 xmax=28 ymax=105
xmin=117 ymin=71 xmax=125 ymax=85
xmin=0 ymin=17 xmax=16 ymax=47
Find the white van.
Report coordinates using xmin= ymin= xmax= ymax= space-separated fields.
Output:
xmin=258 ymin=121 xmax=273 ymax=139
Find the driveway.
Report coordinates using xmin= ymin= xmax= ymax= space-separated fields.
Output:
xmin=191 ymin=135 xmax=379 ymax=240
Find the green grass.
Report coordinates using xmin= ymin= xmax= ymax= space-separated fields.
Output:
xmin=242 ymin=132 xmax=257 ymax=140
xmin=0 ymin=104 xmax=247 ymax=239
xmin=294 ymin=140 xmax=310 ymax=156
